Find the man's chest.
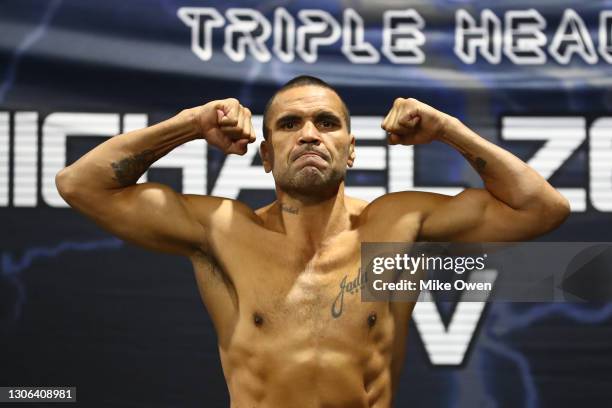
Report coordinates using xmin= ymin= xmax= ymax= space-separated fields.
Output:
xmin=197 ymin=214 xmax=420 ymax=332
xmin=204 ymin=230 xmax=380 ymax=327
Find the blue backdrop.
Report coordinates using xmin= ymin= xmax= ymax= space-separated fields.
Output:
xmin=1 ymin=1 xmax=612 ymax=407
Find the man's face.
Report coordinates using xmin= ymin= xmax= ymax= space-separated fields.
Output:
xmin=261 ymin=85 xmax=355 ymax=198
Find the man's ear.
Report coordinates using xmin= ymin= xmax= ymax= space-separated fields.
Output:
xmin=347 ymin=134 xmax=356 ymax=167
xmin=260 ymin=140 xmax=273 ymax=173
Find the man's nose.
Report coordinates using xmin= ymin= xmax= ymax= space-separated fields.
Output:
xmin=298 ymin=121 xmax=321 ymax=145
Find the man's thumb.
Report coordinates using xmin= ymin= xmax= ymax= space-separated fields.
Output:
xmin=217 ymin=109 xmax=226 ymax=123
xmin=216 ymin=104 xmax=238 ymax=127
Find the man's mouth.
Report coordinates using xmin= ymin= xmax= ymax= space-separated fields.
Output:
xmin=294 ymin=153 xmax=327 ymax=167
xmin=299 ymin=152 xmax=324 ymax=160
xmin=293 ymin=149 xmax=329 ymax=162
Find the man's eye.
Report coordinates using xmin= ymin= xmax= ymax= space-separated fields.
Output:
xmin=282 ymin=122 xmax=295 ymax=130
xmin=320 ymin=120 xmax=334 ymax=128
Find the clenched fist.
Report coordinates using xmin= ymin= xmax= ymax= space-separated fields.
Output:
xmin=381 ymin=98 xmax=454 ymax=146
xmin=188 ymin=98 xmax=256 ymax=155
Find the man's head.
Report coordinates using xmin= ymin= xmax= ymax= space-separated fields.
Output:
xmin=262 ymin=76 xmax=351 ymax=140
xmin=260 ymin=75 xmax=355 ymax=200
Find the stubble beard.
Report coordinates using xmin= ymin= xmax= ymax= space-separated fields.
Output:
xmin=276 ymin=165 xmax=344 ymax=201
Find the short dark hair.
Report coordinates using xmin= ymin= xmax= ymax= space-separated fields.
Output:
xmin=262 ymin=75 xmax=351 ymax=140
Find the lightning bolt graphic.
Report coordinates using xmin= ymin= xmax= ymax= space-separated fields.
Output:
xmin=1 ymin=237 xmax=123 ymax=323
xmin=0 ymin=0 xmax=63 ymax=103
xmin=474 ymin=303 xmax=612 ymax=408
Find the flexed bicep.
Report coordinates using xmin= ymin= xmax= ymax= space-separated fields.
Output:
xmin=63 ymin=181 xmax=218 ymax=255
xmin=419 ymin=188 xmax=551 ymax=242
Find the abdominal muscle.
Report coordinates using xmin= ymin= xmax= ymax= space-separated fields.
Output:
xmin=190 ymin=231 xmax=402 ymax=408
xmin=219 ymin=306 xmax=395 ymax=408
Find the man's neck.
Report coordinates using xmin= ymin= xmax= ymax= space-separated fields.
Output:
xmin=273 ymin=183 xmax=351 ymax=250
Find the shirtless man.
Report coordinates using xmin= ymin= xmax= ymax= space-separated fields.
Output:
xmin=55 ymin=76 xmax=569 ymax=407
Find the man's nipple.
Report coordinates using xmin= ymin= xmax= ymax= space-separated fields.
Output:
xmin=367 ymin=312 xmax=377 ymax=328
xmin=253 ymin=312 xmax=264 ymax=327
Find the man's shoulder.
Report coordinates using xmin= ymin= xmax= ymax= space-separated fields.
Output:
xmin=357 ymin=191 xmax=440 ymax=221
xmin=184 ymin=194 xmax=264 ymax=226
xmin=349 ymin=192 xmax=431 ymax=241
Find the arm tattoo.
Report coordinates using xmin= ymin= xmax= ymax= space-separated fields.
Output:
xmin=280 ymin=203 xmax=299 ymax=214
xmin=462 ymin=152 xmax=487 ymax=174
xmin=111 ymin=149 xmax=155 ymax=186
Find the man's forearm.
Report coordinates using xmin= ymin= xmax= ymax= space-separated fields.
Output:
xmin=57 ymin=110 xmax=200 ymax=191
xmin=439 ymin=117 xmax=565 ymax=211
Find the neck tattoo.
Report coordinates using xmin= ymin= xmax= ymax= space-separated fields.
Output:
xmin=280 ymin=203 xmax=299 ymax=214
